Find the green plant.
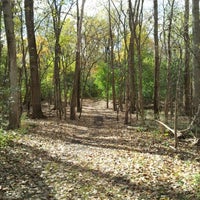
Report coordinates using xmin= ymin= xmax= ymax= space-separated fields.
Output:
xmin=18 ymin=127 xmax=29 ymax=135
xmin=0 ymin=128 xmax=15 ymax=147
xmin=193 ymin=173 xmax=200 ymax=199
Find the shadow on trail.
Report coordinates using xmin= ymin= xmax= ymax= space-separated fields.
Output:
xmin=0 ymin=142 xmax=197 ymax=200
xmin=0 ymin=142 xmax=56 ymax=200
xmin=31 ymin=118 xmax=199 ymax=163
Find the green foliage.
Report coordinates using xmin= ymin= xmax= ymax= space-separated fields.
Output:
xmin=0 ymin=129 xmax=15 ymax=147
xmin=41 ymin=78 xmax=54 ymax=101
xmin=193 ymin=173 xmax=200 ymax=198
xmin=18 ymin=126 xmax=29 ymax=135
xmin=0 ymin=71 xmax=9 ymax=128
xmin=142 ymin=56 xmax=154 ymax=102
xmin=82 ymin=77 xmax=99 ymax=98
xmin=94 ymin=62 xmax=111 ymax=98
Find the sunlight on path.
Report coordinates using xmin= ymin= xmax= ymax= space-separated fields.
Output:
xmin=17 ymin=129 xmax=200 ymax=200
xmin=2 ymin=99 xmax=199 ymax=199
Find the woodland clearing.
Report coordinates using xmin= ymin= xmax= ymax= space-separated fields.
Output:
xmin=0 ymin=100 xmax=199 ymax=200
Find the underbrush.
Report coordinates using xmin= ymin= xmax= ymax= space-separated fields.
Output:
xmin=0 ymin=128 xmax=15 ymax=147
xmin=193 ymin=173 xmax=200 ymax=199
xmin=0 ymin=119 xmax=32 ymax=148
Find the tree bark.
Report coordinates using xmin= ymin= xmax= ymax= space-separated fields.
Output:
xmin=47 ymin=0 xmax=73 ymax=119
xmin=24 ymin=0 xmax=43 ymax=118
xmin=135 ymin=0 xmax=144 ymax=123
xmin=0 ymin=4 xmax=2 ymax=68
xmin=17 ymin=0 xmax=29 ymax=115
xmin=70 ymin=0 xmax=86 ymax=120
xmin=2 ymin=0 xmax=20 ymax=129
xmin=53 ymin=37 xmax=62 ymax=118
xmin=128 ymin=0 xmax=137 ymax=114
xmin=192 ymin=0 xmax=200 ymax=137
xmin=164 ymin=0 xmax=175 ymax=122
xmin=184 ymin=0 xmax=191 ymax=116
xmin=153 ymin=0 xmax=160 ymax=119
xmin=108 ymin=0 xmax=117 ymax=111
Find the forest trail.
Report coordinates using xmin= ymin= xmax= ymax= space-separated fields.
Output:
xmin=0 ymin=100 xmax=200 ymax=200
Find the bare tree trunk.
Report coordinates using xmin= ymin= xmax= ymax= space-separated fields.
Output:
xmin=124 ymin=0 xmax=138 ymax=124
xmin=70 ymin=0 xmax=86 ymax=120
xmin=135 ymin=0 xmax=144 ymax=123
xmin=2 ymin=0 xmax=20 ymax=129
xmin=54 ymin=38 xmax=62 ymax=118
xmin=174 ymin=47 xmax=182 ymax=149
xmin=105 ymin=45 xmax=110 ymax=109
xmin=47 ymin=0 xmax=73 ymax=119
xmin=124 ymin=71 xmax=130 ymax=124
xmin=153 ymin=0 xmax=160 ymax=119
xmin=17 ymin=0 xmax=29 ymax=115
xmin=108 ymin=0 xmax=117 ymax=111
xmin=61 ymin=57 xmax=68 ymax=120
xmin=77 ymin=68 xmax=81 ymax=112
xmin=25 ymin=0 xmax=43 ymax=119
xmin=164 ymin=0 xmax=175 ymax=122
xmin=192 ymin=0 xmax=200 ymax=138
xmin=184 ymin=0 xmax=191 ymax=116
xmin=128 ymin=0 xmax=137 ymax=115
xmin=128 ymin=33 xmax=136 ymax=114
xmin=0 ymin=4 xmax=2 ymax=68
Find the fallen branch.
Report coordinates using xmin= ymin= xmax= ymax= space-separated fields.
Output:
xmin=155 ymin=120 xmax=183 ymax=138
xmin=181 ymin=104 xmax=200 ymax=133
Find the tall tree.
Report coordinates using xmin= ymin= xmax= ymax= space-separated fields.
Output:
xmin=108 ymin=0 xmax=117 ymax=111
xmin=17 ymin=0 xmax=30 ymax=114
xmin=110 ymin=0 xmax=129 ymax=121
xmin=184 ymin=0 xmax=191 ymax=116
xmin=24 ymin=0 xmax=43 ymax=118
xmin=153 ymin=0 xmax=160 ymax=119
xmin=192 ymin=0 xmax=200 ymax=137
xmin=164 ymin=0 xmax=175 ymax=122
xmin=125 ymin=0 xmax=141 ymax=124
xmin=0 ymin=2 xmax=2 ymax=68
xmin=2 ymin=0 xmax=20 ymax=129
xmin=47 ymin=0 xmax=74 ymax=119
xmin=0 ymin=2 xmax=2 ymax=65
xmin=128 ymin=0 xmax=137 ymax=115
xmin=70 ymin=0 xmax=86 ymax=120
xmin=135 ymin=0 xmax=144 ymax=123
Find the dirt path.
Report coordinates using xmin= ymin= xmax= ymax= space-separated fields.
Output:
xmin=0 ymin=100 xmax=199 ymax=200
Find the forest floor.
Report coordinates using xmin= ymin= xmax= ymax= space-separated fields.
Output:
xmin=0 ymin=99 xmax=200 ymax=200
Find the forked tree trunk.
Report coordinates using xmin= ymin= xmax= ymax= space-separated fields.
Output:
xmin=47 ymin=0 xmax=73 ymax=119
xmin=2 ymin=0 xmax=20 ymax=129
xmin=125 ymin=0 xmax=141 ymax=124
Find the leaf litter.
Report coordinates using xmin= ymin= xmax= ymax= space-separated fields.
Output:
xmin=0 ymin=100 xmax=199 ymax=200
